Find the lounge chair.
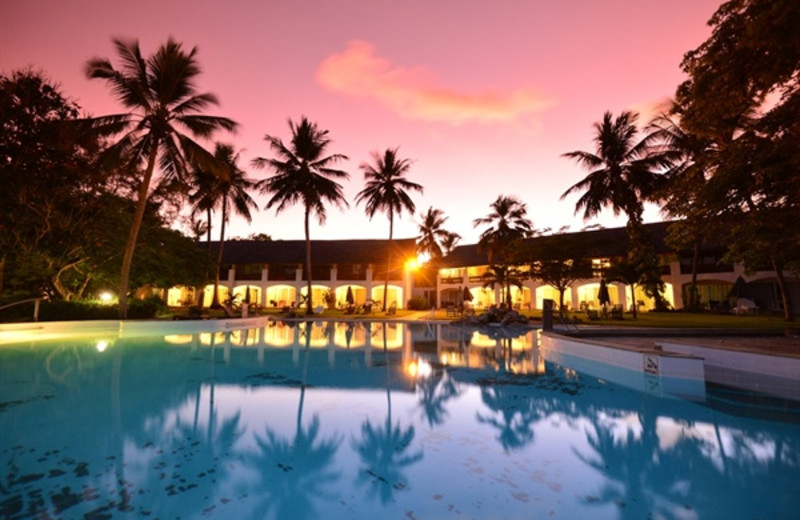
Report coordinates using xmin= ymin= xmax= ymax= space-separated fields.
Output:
xmin=733 ymin=298 xmax=758 ymax=315
xmin=222 ymin=304 xmax=240 ymax=318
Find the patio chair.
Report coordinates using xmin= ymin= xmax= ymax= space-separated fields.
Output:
xmin=610 ymin=304 xmax=624 ymax=320
xmin=587 ymin=309 xmax=600 ymax=320
xmin=733 ymin=298 xmax=758 ymax=315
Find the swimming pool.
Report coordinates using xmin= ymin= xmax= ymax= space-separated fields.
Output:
xmin=2 ymin=320 xmax=798 ymax=519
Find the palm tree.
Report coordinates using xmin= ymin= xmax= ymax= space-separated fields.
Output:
xmin=561 ymin=110 xmax=667 ymax=225
xmin=252 ymin=117 xmax=349 ymax=315
xmin=416 ymin=206 xmax=455 ymax=260
xmin=562 ymin=111 xmax=671 ymax=313
xmin=648 ymin=105 xmax=717 ymax=311
xmin=355 ymin=148 xmax=422 ymax=311
xmin=481 ymin=264 xmax=525 ymax=307
xmin=84 ymin=38 xmax=237 ymax=318
xmin=191 ymin=143 xmax=257 ymax=308
xmin=439 ymin=231 xmax=462 ymax=256
xmin=473 ymin=195 xmax=533 ymax=268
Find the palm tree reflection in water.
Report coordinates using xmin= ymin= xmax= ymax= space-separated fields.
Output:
xmin=249 ymin=322 xmax=342 ymax=520
xmin=351 ymin=323 xmax=424 ymax=504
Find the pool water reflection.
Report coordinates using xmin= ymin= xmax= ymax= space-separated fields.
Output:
xmin=1 ymin=320 xmax=798 ymax=519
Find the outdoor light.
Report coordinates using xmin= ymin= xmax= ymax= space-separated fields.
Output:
xmin=96 ymin=340 xmax=109 ymax=352
xmin=99 ymin=292 xmax=113 ymax=303
xmin=417 ymin=252 xmax=430 ymax=265
xmin=406 ymin=358 xmax=432 ymax=378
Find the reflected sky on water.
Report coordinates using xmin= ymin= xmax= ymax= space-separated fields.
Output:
xmin=2 ymin=321 xmax=798 ymax=519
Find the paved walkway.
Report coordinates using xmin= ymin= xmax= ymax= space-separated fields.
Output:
xmin=607 ymin=335 xmax=800 ymax=358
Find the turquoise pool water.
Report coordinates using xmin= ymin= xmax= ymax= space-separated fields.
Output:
xmin=1 ymin=320 xmax=798 ymax=519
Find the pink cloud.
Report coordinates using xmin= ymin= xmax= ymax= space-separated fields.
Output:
xmin=316 ymin=40 xmax=554 ymax=125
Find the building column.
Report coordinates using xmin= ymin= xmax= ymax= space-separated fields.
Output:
xmin=616 ymin=284 xmax=628 ymax=311
xmin=570 ymin=286 xmax=580 ymax=311
xmin=227 ymin=268 xmax=236 ymax=297
xmin=403 ymin=267 xmax=413 ymax=309
xmin=435 ymin=271 xmax=442 ymax=308
xmin=295 ymin=264 xmax=303 ymax=305
xmin=261 ymin=267 xmax=269 ymax=307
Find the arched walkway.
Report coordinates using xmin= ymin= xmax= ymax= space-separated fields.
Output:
xmin=232 ymin=284 xmax=262 ymax=306
xmin=202 ymin=284 xmax=230 ymax=308
xmin=166 ymin=286 xmax=196 ymax=307
xmin=300 ymin=284 xmax=332 ymax=309
xmin=535 ymin=285 xmax=571 ymax=311
xmin=335 ymin=285 xmax=368 ymax=308
xmin=371 ymin=284 xmax=404 ymax=309
xmin=266 ymin=285 xmax=296 ymax=308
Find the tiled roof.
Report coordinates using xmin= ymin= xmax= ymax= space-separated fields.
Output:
xmin=205 ymin=238 xmax=419 ymax=265
xmin=204 ymin=221 xmax=699 ymax=267
xmin=441 ymin=221 xmax=675 ymax=267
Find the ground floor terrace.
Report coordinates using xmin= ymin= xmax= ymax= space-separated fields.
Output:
xmin=436 ymin=262 xmax=800 ymax=315
xmin=156 ymin=266 xmax=799 ymax=317
xmin=163 ymin=263 xmax=415 ymax=311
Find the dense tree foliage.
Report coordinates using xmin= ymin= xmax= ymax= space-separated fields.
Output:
xmin=673 ymin=0 xmax=800 ymax=319
xmin=525 ymin=234 xmax=594 ymax=317
xmin=0 ymin=70 xmax=210 ymax=307
xmin=1 ymin=69 xmax=100 ymax=300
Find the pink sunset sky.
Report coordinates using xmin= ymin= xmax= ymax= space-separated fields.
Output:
xmin=1 ymin=0 xmax=723 ymax=245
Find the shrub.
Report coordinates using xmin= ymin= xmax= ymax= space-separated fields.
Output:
xmin=38 ymin=300 xmax=118 ymax=321
xmin=128 ymin=296 xmax=168 ymax=319
xmin=407 ymin=297 xmax=430 ymax=311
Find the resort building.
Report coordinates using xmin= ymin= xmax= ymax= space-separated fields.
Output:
xmin=168 ymin=239 xmax=419 ymax=311
xmin=172 ymin=222 xmax=798 ymax=315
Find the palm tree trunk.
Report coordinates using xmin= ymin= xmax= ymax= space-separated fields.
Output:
xmin=689 ymin=240 xmax=700 ymax=311
xmin=0 ymin=256 xmax=5 ymax=295
xmin=304 ymin=206 xmax=313 ymax=316
xmin=771 ymin=256 xmax=794 ymax=321
xmin=383 ymin=212 xmax=393 ymax=312
xmin=211 ymin=198 xmax=227 ymax=308
xmin=118 ymin=147 xmax=158 ymax=319
xmin=630 ymin=284 xmax=638 ymax=319
xmin=196 ymin=206 xmax=214 ymax=308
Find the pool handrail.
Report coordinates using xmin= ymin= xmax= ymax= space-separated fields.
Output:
xmin=0 ymin=297 xmax=42 ymax=321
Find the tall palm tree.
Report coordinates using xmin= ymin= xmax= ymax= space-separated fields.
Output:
xmin=561 ymin=111 xmax=666 ymax=225
xmin=252 ymin=117 xmax=349 ymax=315
xmin=416 ymin=206 xmax=453 ymax=260
xmin=648 ymin=106 xmax=716 ymax=311
xmin=481 ymin=264 xmax=525 ymax=307
xmin=473 ymin=195 xmax=534 ymax=266
xmin=191 ymin=143 xmax=257 ymax=308
xmin=84 ymin=38 xmax=237 ymax=318
xmin=355 ymin=148 xmax=422 ymax=311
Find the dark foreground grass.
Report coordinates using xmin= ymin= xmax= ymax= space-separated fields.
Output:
xmin=552 ymin=310 xmax=795 ymax=330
